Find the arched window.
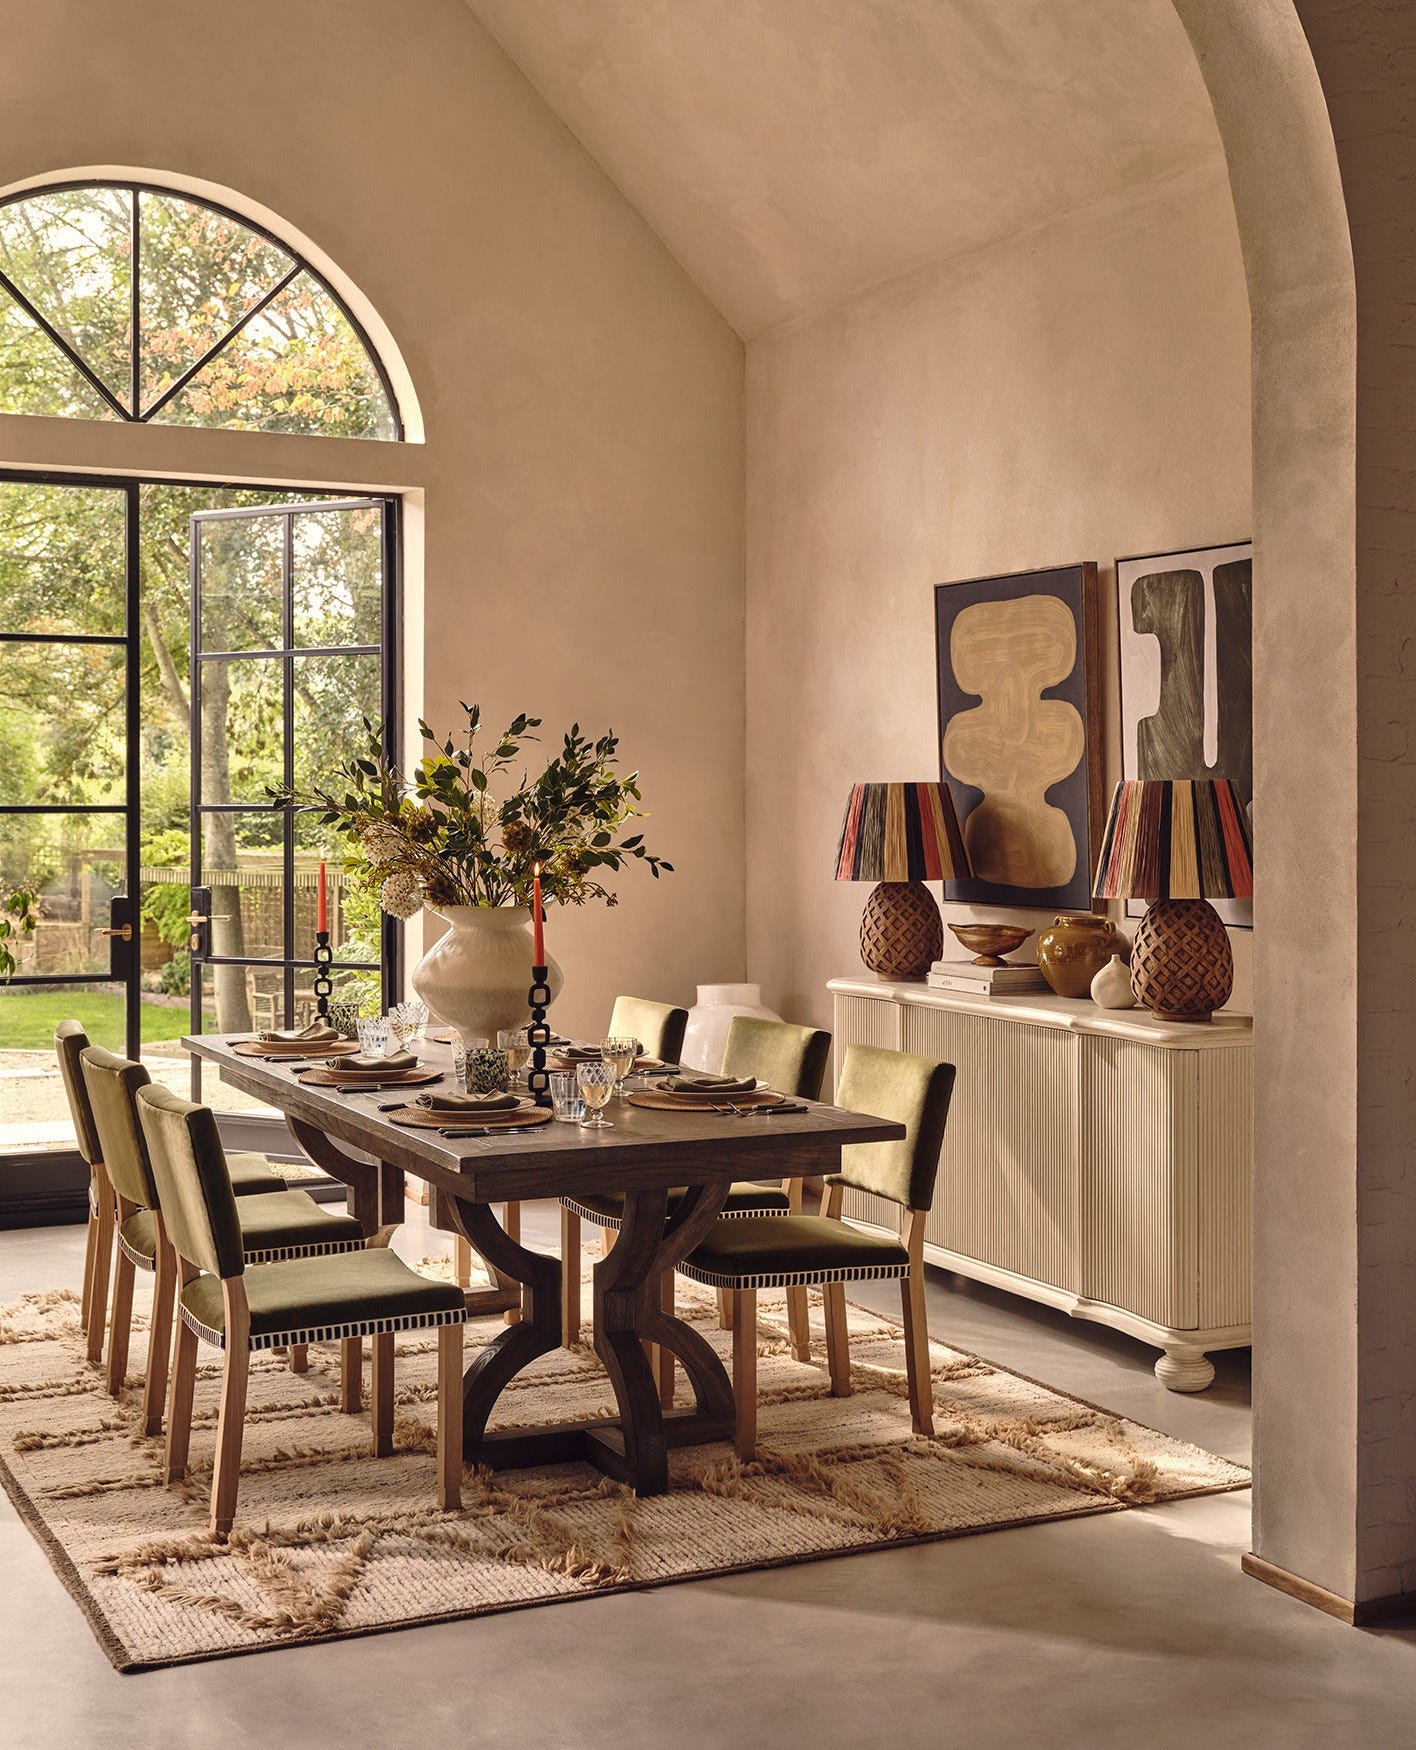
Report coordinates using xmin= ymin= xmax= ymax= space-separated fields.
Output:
xmin=0 ymin=181 xmax=401 ymax=438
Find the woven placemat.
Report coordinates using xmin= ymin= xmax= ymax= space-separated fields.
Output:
xmin=386 ymin=1103 xmax=553 ymax=1130
xmin=627 ymin=1087 xmax=785 ymax=1112
xmin=296 ymin=1065 xmax=443 ymax=1088
xmin=232 ymin=1039 xmax=361 ymax=1060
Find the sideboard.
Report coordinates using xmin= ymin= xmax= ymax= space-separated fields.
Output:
xmin=828 ymin=977 xmax=1253 ymax=1390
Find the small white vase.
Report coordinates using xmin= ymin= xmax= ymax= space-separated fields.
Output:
xmin=410 ymin=905 xmax=563 ymax=1041
xmin=681 ymin=982 xmax=782 ymax=1073
xmin=1090 ymin=953 xmax=1136 ymax=1010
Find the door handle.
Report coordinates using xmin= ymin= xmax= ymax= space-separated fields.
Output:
xmin=188 ymin=911 xmax=232 ymax=925
xmin=96 ymin=924 xmax=133 ymax=942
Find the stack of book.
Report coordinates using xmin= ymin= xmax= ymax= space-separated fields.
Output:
xmin=926 ymin=959 xmax=1048 ymax=997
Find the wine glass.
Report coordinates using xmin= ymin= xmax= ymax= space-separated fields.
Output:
xmin=601 ymin=1035 xmax=638 ymax=1096
xmin=576 ymin=1060 xmax=616 ymax=1129
xmin=498 ymin=1026 xmax=532 ymax=1086
xmin=389 ymin=999 xmax=427 ymax=1054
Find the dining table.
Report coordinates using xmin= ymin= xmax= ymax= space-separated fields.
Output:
xmin=184 ymin=1032 xmax=905 ymax=1497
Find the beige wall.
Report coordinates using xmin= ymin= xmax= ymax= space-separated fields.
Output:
xmin=0 ymin=0 xmax=747 ymax=1039
xmin=745 ymin=161 xmax=1251 ymax=1028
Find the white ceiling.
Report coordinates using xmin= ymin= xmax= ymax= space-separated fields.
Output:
xmin=463 ymin=0 xmax=1223 ymax=337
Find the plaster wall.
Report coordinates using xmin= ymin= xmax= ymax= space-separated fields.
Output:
xmin=745 ymin=161 xmax=1252 ymax=1030
xmin=0 ymin=0 xmax=747 ymax=1040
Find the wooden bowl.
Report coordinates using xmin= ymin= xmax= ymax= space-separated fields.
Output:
xmin=947 ymin=923 xmax=1034 ymax=967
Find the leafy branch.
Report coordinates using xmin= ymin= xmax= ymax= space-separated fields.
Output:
xmin=271 ymin=703 xmax=672 ymax=920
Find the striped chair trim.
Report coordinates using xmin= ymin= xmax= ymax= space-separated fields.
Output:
xmin=561 ymin=1196 xmax=787 ymax=1230
xmin=117 ymin=1231 xmax=157 ymax=1273
xmin=179 ymin=1302 xmax=467 ymax=1353
xmin=676 ymin=1259 xmax=910 ymax=1292
xmin=241 ymin=1237 xmax=366 ymax=1265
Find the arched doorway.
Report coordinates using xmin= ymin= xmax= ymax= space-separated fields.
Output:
xmin=0 ymin=178 xmax=408 ymax=1170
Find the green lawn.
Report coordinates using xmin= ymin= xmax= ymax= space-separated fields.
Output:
xmin=0 ymin=988 xmax=191 ymax=1051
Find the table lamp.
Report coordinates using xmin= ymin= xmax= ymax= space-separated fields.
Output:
xmin=1093 ymin=778 xmax=1253 ymax=1022
xmin=835 ymin=781 xmax=970 ymax=979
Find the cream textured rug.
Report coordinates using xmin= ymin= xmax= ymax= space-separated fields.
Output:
xmin=0 ymin=1268 xmax=1247 ymax=1671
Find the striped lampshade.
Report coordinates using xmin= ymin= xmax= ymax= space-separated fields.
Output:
xmin=1093 ymin=779 xmax=1253 ymax=901
xmin=835 ymin=782 xmax=970 ymax=883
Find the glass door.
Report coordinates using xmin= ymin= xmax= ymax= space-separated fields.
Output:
xmin=187 ymin=499 xmax=393 ymax=1097
xmin=0 ymin=475 xmax=138 ymax=1153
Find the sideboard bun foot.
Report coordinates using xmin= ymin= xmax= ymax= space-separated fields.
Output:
xmin=1155 ymin=1347 xmax=1216 ymax=1393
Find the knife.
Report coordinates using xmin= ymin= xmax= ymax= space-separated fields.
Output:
xmin=751 ymin=1102 xmax=808 ymax=1116
xmin=335 ymin=1075 xmax=444 ymax=1095
xmin=439 ymin=1124 xmax=542 ymax=1138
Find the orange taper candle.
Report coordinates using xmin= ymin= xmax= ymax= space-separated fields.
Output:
xmin=532 ymin=862 xmax=544 ymax=966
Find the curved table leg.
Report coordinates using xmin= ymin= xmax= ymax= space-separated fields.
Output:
xmin=438 ymin=1196 xmax=561 ymax=1451
xmin=442 ymin=1179 xmax=734 ymax=1495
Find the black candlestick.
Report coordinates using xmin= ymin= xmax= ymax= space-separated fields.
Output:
xmin=526 ymin=963 xmax=553 ymax=1106
xmin=313 ymin=929 xmax=334 ymax=1019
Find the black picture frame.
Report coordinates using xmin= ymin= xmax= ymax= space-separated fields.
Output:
xmin=934 ymin=562 xmax=1104 ymax=912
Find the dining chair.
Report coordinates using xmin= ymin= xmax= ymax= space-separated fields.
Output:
xmin=136 ymin=1082 xmax=467 ymax=1536
xmin=559 ymin=1015 xmax=833 ymax=1392
xmin=81 ymin=1045 xmax=365 ymax=1432
xmin=55 ymin=1022 xmax=292 ymax=1371
xmin=608 ymin=995 xmax=689 ymax=1064
xmin=675 ymin=1043 xmax=956 ymax=1460
xmin=54 ymin=1022 xmax=116 ymax=1369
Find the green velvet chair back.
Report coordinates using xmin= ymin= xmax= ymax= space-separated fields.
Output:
xmin=54 ymin=1021 xmax=102 ymax=1168
xmin=608 ymin=995 xmax=688 ymax=1064
xmin=135 ymin=1084 xmax=245 ymax=1281
xmin=828 ymin=1044 xmax=956 ymax=1213
xmin=721 ymin=1015 xmax=832 ymax=1100
xmin=80 ymin=1047 xmax=159 ymax=1210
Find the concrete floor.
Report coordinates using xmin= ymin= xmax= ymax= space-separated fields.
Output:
xmin=2 ymin=1204 xmax=1414 ymax=1749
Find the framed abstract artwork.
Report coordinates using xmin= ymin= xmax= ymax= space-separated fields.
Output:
xmin=934 ymin=563 xmax=1104 ymax=912
xmin=1116 ymin=541 xmax=1253 ymax=928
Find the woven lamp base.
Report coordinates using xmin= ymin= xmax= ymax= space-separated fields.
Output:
xmin=859 ymin=881 xmax=943 ymax=980
xmin=1131 ymin=898 xmax=1234 ymax=1023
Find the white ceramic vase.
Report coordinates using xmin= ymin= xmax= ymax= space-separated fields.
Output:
xmin=681 ymin=982 xmax=782 ymax=1073
xmin=1090 ymin=953 xmax=1137 ymax=1011
xmin=410 ymin=905 xmax=563 ymax=1041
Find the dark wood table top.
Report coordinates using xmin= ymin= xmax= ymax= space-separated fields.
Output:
xmin=186 ymin=1033 xmax=905 ymax=1204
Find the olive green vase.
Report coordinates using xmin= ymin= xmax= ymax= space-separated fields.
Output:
xmin=1036 ymin=912 xmax=1127 ymax=999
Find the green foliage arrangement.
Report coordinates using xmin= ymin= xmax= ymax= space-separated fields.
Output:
xmin=275 ymin=704 xmax=673 ymax=920
xmin=0 ymin=890 xmax=36 ymax=981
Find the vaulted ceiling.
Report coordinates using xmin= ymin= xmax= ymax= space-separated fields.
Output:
xmin=463 ymin=0 xmax=1223 ymax=337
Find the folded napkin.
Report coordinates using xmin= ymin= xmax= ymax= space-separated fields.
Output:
xmin=558 ymin=1043 xmax=605 ymax=1062
xmin=335 ymin=1050 xmax=419 ymax=1076
xmin=413 ymin=1090 xmax=522 ymax=1112
xmin=663 ymin=1073 xmax=759 ymax=1095
xmin=259 ymin=1020 xmax=341 ymax=1044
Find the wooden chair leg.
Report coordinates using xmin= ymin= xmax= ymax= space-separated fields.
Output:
xmin=79 ymin=1198 xmax=98 ymax=1338
xmin=454 ymin=1234 xmax=472 ymax=1289
xmin=142 ymin=1238 xmax=177 ymax=1437
xmin=901 ymin=1269 xmax=933 ymax=1436
xmin=340 ymin=1335 xmax=363 ymax=1412
xmin=371 ymin=1331 xmax=395 ymax=1456
xmin=823 ymin=1281 xmax=852 ymax=1397
xmin=786 ymin=1287 xmax=811 ymax=1362
xmin=732 ymin=1288 xmax=758 ymax=1460
xmin=657 ymin=1271 xmax=676 ymax=1408
xmin=436 ymin=1321 xmax=463 ymax=1511
xmin=164 ymin=1310 xmax=198 ymax=1484
xmin=106 ymin=1244 xmax=136 ymax=1398
xmin=561 ymin=1203 xmax=581 ymax=1346
xmin=717 ymin=1287 xmax=734 ymax=1330
xmin=503 ymin=1202 xmax=522 ymax=1326
xmin=288 ymin=1343 xmax=309 ymax=1373
xmin=210 ymin=1342 xmax=250 ymax=1538
xmin=85 ymin=1188 xmax=115 ymax=1369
